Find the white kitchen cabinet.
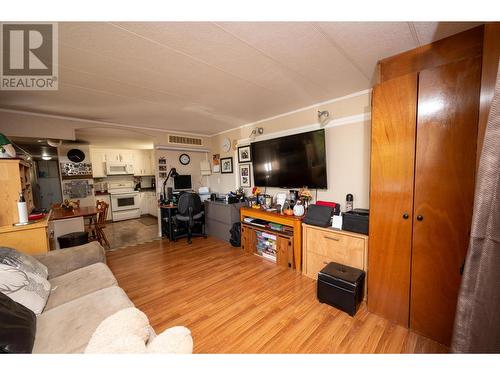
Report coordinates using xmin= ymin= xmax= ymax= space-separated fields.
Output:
xmin=150 ymin=193 xmax=158 ymax=217
xmin=145 ymin=191 xmax=157 ymax=217
xmin=138 ymin=192 xmax=147 ymax=215
xmin=90 ymin=149 xmax=107 ymax=178
xmin=104 ymin=149 xmax=134 ymax=164
xmin=137 ymin=191 xmax=156 ymax=217
xmin=104 ymin=150 xmax=120 ymax=163
xmin=133 ymin=150 xmax=154 ymax=176
xmin=143 ymin=150 xmax=154 ymax=176
xmin=133 ymin=151 xmax=143 ymax=176
xmin=120 ymin=150 xmax=135 ymax=164
xmin=91 ymin=148 xmax=153 ymax=177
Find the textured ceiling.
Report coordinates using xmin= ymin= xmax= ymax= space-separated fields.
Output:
xmin=0 ymin=22 xmax=481 ymax=136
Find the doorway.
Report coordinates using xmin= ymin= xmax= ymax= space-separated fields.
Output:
xmin=35 ymin=160 xmax=62 ymax=209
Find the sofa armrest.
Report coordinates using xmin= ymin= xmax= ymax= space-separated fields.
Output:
xmin=35 ymin=241 xmax=106 ymax=279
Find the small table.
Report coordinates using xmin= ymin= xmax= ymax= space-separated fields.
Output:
xmin=51 ymin=206 xmax=99 ymax=222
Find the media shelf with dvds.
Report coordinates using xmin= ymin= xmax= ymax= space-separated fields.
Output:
xmin=240 ymin=207 xmax=302 ymax=271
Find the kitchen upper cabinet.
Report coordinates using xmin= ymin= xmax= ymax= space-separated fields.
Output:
xmin=88 ymin=148 xmax=155 ymax=178
xmin=104 ymin=150 xmax=120 ymax=163
xmin=142 ymin=150 xmax=154 ymax=176
xmin=90 ymin=149 xmax=107 ymax=178
xmin=89 ymin=149 xmax=154 ymax=177
xmin=104 ymin=149 xmax=134 ymax=164
xmin=133 ymin=150 xmax=154 ymax=176
xmin=120 ymin=150 xmax=134 ymax=164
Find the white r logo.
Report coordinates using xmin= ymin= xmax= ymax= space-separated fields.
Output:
xmin=9 ymin=29 xmax=48 ymax=70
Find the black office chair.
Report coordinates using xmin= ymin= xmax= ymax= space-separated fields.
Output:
xmin=173 ymin=192 xmax=206 ymax=244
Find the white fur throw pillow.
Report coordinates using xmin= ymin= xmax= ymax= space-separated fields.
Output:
xmin=147 ymin=326 xmax=193 ymax=354
xmin=85 ymin=307 xmax=193 ymax=354
xmin=85 ymin=307 xmax=150 ymax=353
xmin=89 ymin=334 xmax=147 ymax=354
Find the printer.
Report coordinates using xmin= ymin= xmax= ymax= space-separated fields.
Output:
xmin=342 ymin=208 xmax=369 ymax=235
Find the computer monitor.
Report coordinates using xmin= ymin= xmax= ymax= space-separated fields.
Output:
xmin=173 ymin=175 xmax=192 ymax=190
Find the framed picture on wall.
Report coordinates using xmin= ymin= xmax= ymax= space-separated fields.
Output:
xmin=212 ymin=154 xmax=220 ymax=173
xmin=239 ymin=163 xmax=251 ymax=187
xmin=237 ymin=145 xmax=251 ymax=163
xmin=220 ymin=157 xmax=233 ymax=174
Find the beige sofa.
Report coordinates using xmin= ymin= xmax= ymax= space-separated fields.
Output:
xmin=31 ymin=242 xmax=170 ymax=353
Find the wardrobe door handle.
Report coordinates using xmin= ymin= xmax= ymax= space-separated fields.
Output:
xmin=416 ymin=215 xmax=424 ymax=221
xmin=403 ymin=213 xmax=409 ymax=220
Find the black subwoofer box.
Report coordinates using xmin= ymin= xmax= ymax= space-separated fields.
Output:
xmin=317 ymin=262 xmax=365 ymax=316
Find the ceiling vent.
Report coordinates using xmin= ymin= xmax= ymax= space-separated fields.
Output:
xmin=168 ymin=135 xmax=203 ymax=146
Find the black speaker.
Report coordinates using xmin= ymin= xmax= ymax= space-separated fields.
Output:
xmin=167 ymin=187 xmax=173 ymax=200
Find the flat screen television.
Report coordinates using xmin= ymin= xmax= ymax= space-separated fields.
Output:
xmin=251 ymin=129 xmax=327 ymax=189
xmin=174 ymin=175 xmax=192 ymax=190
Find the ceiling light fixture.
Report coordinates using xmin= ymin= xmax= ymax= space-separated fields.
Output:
xmin=47 ymin=139 xmax=62 ymax=147
xmin=249 ymin=127 xmax=264 ymax=140
xmin=318 ymin=110 xmax=330 ymax=127
xmin=41 ymin=155 xmax=52 ymax=161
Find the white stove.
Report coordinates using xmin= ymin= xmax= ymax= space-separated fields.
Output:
xmin=108 ymin=181 xmax=140 ymax=222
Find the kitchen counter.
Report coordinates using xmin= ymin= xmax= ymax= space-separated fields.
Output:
xmin=0 ymin=211 xmax=52 ymax=254
xmin=95 ymin=188 xmax=155 ymax=196
xmin=0 ymin=212 xmax=51 ymax=234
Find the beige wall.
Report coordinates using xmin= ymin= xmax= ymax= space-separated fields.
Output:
xmin=207 ymin=90 xmax=371 ymax=209
xmin=154 ymin=148 xmax=210 ymax=197
xmin=1 ymin=90 xmax=372 ymax=209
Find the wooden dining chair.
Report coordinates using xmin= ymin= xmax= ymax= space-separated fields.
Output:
xmin=90 ymin=200 xmax=110 ymax=249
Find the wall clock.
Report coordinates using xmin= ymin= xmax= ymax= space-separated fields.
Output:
xmin=222 ymin=137 xmax=231 ymax=153
xmin=179 ymin=153 xmax=191 ymax=165
xmin=67 ymin=149 xmax=85 ymax=163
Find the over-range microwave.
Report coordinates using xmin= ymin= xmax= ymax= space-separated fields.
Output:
xmin=106 ymin=162 xmax=134 ymax=175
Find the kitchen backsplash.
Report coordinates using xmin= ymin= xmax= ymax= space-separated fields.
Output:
xmin=60 ymin=162 xmax=93 ymax=179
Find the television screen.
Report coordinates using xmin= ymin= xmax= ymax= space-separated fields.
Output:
xmin=251 ymin=129 xmax=327 ymax=189
xmin=174 ymin=175 xmax=192 ymax=190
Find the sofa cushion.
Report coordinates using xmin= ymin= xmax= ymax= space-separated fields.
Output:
xmin=0 ymin=247 xmax=48 ymax=279
xmin=0 ymin=292 xmax=36 ymax=353
xmin=33 ymin=286 xmax=133 ymax=354
xmin=44 ymin=263 xmax=117 ymax=311
xmin=0 ymin=264 xmax=51 ymax=315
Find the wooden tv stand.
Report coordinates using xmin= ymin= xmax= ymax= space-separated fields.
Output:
xmin=239 ymin=207 xmax=303 ymax=271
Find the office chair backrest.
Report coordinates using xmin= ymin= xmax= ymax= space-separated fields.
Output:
xmin=177 ymin=192 xmax=202 ymax=217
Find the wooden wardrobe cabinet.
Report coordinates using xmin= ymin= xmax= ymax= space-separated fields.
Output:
xmin=368 ymin=55 xmax=481 ymax=346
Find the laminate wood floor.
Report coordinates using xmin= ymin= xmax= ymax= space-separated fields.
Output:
xmin=106 ymin=236 xmax=448 ymax=354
